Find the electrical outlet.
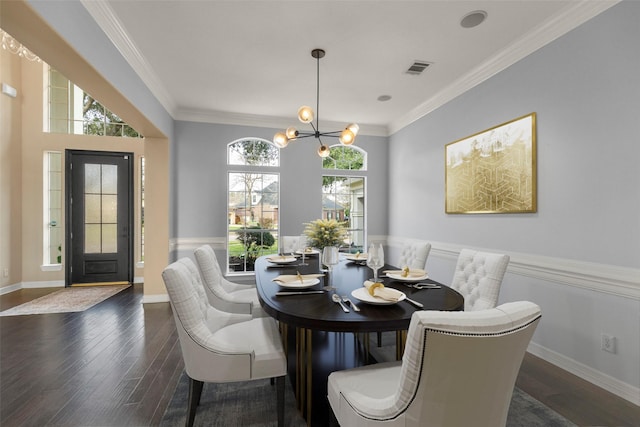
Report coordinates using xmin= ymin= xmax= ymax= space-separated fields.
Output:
xmin=2 ymin=268 xmax=8 ymax=278
xmin=601 ymin=333 xmax=616 ymax=354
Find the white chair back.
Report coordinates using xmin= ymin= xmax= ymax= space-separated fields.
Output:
xmin=397 ymin=242 xmax=431 ymax=269
xmin=450 ymin=248 xmax=510 ymax=311
xmin=328 ymin=301 xmax=541 ymax=427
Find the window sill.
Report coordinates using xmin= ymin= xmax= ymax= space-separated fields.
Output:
xmin=41 ymin=264 xmax=63 ymax=272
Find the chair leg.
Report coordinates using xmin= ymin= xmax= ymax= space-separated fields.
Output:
xmin=329 ymin=405 xmax=340 ymax=427
xmin=276 ymin=375 xmax=285 ymax=427
xmin=186 ymin=377 xmax=204 ymax=427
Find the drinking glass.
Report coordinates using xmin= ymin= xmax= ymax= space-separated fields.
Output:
xmin=322 ymin=246 xmax=339 ymax=290
xmin=367 ymin=243 xmax=384 ymax=282
xmin=297 ymin=234 xmax=309 ymax=266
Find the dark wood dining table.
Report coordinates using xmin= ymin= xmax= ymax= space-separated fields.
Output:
xmin=254 ymin=253 xmax=464 ymax=426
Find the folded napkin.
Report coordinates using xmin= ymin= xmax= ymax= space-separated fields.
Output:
xmin=383 ymin=267 xmax=427 ymax=278
xmin=272 ymin=273 xmax=324 ymax=284
xmin=364 ymin=281 xmax=404 ymax=302
xmin=267 ymin=255 xmax=295 ymax=262
xmin=349 ymin=252 xmax=368 ymax=259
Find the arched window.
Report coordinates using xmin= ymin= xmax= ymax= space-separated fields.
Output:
xmin=228 ymin=138 xmax=279 ymax=166
xmin=321 ymin=145 xmax=366 ymax=253
xmin=227 ymin=138 xmax=280 ymax=274
xmin=322 ymin=145 xmax=366 ymax=171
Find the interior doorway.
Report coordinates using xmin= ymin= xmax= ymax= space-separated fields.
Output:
xmin=65 ymin=150 xmax=134 ymax=286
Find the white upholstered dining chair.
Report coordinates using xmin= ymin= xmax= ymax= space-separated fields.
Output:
xmin=328 ymin=301 xmax=541 ymax=427
xmin=194 ymin=244 xmax=267 ymax=317
xmin=450 ymin=248 xmax=510 ymax=311
xmin=397 ymin=242 xmax=431 ymax=270
xmin=162 ymin=260 xmax=287 ymax=427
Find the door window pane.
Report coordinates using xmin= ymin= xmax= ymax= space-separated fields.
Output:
xmin=84 ymin=163 xmax=119 ymax=254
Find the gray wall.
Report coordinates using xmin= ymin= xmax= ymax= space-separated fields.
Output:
xmin=172 ymin=120 xmax=388 ymax=239
xmin=388 ymin=2 xmax=639 ymax=398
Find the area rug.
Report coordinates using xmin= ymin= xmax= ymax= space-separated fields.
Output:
xmin=0 ymin=285 xmax=130 ymax=316
xmin=160 ymin=371 xmax=576 ymax=427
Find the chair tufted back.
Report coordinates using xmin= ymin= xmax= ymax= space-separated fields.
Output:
xmin=176 ymin=257 xmax=209 ymax=318
xmin=450 ymin=248 xmax=510 ymax=311
xmin=397 ymin=242 xmax=432 ymax=270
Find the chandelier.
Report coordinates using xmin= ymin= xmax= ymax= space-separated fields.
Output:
xmin=1 ymin=29 xmax=41 ymax=62
xmin=273 ymin=49 xmax=359 ymax=158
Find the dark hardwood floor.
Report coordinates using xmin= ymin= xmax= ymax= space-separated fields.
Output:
xmin=1 ymin=284 xmax=638 ymax=426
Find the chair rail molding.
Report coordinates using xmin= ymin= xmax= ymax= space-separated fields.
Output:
xmin=387 ymin=237 xmax=639 ymax=300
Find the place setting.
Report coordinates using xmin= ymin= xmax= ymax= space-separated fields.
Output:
xmin=272 ymin=271 xmax=326 ymax=296
xmin=264 ymin=254 xmax=299 ymax=268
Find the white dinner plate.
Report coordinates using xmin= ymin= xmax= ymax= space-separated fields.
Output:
xmin=276 ymin=278 xmax=320 ymax=289
xmin=386 ymin=272 xmax=429 ymax=282
xmin=351 ymin=287 xmax=406 ymax=305
xmin=345 ymin=254 xmax=368 ymax=262
xmin=296 ymin=249 xmax=320 ymax=256
xmin=266 ymin=256 xmax=297 ymax=264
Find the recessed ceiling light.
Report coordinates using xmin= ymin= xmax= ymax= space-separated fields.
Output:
xmin=377 ymin=95 xmax=392 ymax=102
xmin=460 ymin=10 xmax=487 ymax=28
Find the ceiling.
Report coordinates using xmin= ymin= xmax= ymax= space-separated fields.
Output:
xmin=83 ymin=1 xmax=615 ymax=136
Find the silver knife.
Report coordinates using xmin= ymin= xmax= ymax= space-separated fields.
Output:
xmin=276 ymin=290 xmax=325 ymax=296
xmin=404 ymin=297 xmax=424 ymax=308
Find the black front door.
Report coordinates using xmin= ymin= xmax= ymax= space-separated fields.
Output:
xmin=66 ymin=150 xmax=133 ymax=285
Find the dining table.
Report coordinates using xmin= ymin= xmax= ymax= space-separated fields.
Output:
xmin=254 ymin=252 xmax=464 ymax=426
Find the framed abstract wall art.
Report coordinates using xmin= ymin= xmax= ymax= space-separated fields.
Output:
xmin=445 ymin=113 xmax=537 ymax=214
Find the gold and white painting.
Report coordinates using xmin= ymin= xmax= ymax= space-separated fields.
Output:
xmin=445 ymin=113 xmax=537 ymax=214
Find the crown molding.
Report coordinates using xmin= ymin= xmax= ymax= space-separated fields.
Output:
xmin=82 ymin=0 xmax=618 ymax=137
xmin=387 ymin=0 xmax=620 ymax=135
xmin=175 ymin=108 xmax=389 ymax=137
xmin=80 ymin=0 xmax=177 ymax=116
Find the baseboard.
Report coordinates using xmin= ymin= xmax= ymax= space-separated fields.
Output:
xmin=0 ymin=283 xmax=22 ymax=295
xmin=142 ymin=293 xmax=170 ymax=304
xmin=528 ymin=341 xmax=640 ymax=406
xmin=21 ymin=280 xmax=65 ymax=289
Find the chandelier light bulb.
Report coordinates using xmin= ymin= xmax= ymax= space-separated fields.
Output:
xmin=317 ymin=145 xmax=330 ymax=157
xmin=298 ymin=106 xmax=314 ymax=123
xmin=286 ymin=127 xmax=298 ymax=139
xmin=273 ymin=132 xmax=289 ymax=148
xmin=347 ymin=123 xmax=359 ymax=136
xmin=339 ymin=128 xmax=355 ymax=145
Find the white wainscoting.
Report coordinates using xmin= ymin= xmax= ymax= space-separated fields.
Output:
xmin=386 ymin=236 xmax=640 ymax=405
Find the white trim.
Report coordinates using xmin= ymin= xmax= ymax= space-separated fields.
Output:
xmin=133 ymin=276 xmax=144 ymax=284
xmin=136 ymin=261 xmax=144 ymax=268
xmin=0 ymin=283 xmax=22 ymax=295
xmin=40 ymin=264 xmax=63 ymax=272
xmin=83 ymin=0 xmax=618 ymax=137
xmin=528 ymin=342 xmax=640 ymax=406
xmin=387 ymin=0 xmax=620 ymax=135
xmin=387 ymin=238 xmax=640 ymax=300
xmin=171 ymin=237 xmax=226 ymax=252
xmin=142 ymin=293 xmax=170 ymax=304
xmin=22 ymin=280 xmax=65 ymax=289
xmin=80 ymin=0 xmax=176 ymax=116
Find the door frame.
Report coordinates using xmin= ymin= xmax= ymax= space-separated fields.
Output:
xmin=65 ymin=149 xmax=134 ymax=286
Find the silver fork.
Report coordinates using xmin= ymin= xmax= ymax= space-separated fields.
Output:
xmin=341 ymin=295 xmax=360 ymax=312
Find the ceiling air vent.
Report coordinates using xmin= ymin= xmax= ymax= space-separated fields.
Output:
xmin=406 ymin=61 xmax=431 ymax=75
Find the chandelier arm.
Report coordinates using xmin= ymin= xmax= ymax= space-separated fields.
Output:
xmin=315 ymin=51 xmax=320 ymax=132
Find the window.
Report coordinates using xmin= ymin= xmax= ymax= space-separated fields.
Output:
xmin=322 ymin=176 xmax=365 ymax=252
xmin=227 ymin=139 xmax=280 ymax=274
xmin=228 ymin=138 xmax=279 ymax=166
xmin=322 ymin=145 xmax=366 ymax=171
xmin=139 ymin=156 xmax=145 ymax=263
xmin=46 ymin=67 xmax=142 ymax=138
xmin=322 ymin=145 xmax=366 ymax=252
xmin=43 ymin=151 xmax=63 ymax=266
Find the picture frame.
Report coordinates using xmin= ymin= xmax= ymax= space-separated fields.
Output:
xmin=445 ymin=113 xmax=537 ymax=214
